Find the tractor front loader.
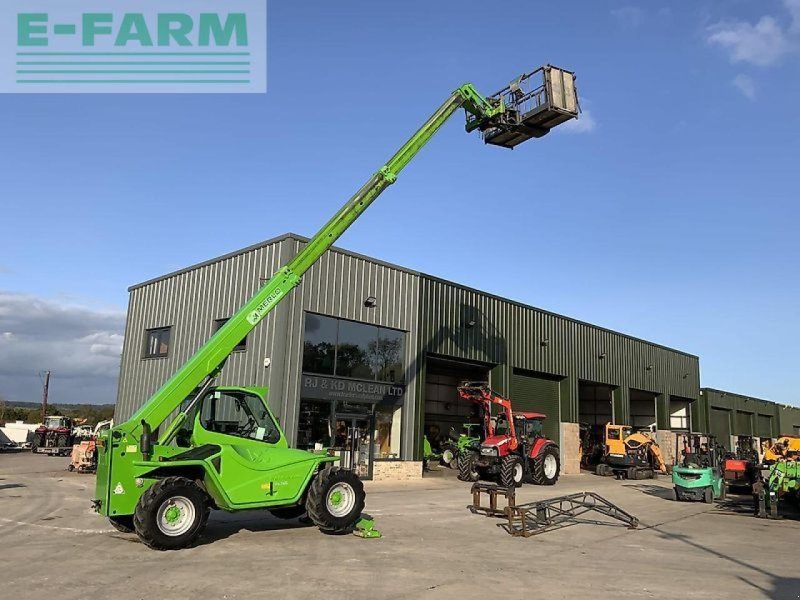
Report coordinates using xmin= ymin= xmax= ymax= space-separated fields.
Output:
xmin=455 ymin=382 xmax=560 ymax=487
xmin=93 ymin=66 xmax=579 ymax=550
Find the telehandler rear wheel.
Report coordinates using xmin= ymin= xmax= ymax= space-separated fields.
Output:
xmin=306 ymin=467 xmax=365 ymax=533
xmin=133 ymin=476 xmax=210 ymax=550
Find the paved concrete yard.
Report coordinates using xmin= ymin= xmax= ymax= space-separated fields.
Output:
xmin=1 ymin=452 xmax=798 ymax=600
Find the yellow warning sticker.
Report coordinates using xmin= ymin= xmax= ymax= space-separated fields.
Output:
xmin=126 ymin=445 xmax=137 ymax=453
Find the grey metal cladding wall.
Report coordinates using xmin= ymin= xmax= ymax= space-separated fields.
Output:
xmin=115 ymin=239 xmax=292 ymax=422
xmin=276 ymin=238 xmax=420 ymax=457
xmin=420 ymin=277 xmax=700 ymax=398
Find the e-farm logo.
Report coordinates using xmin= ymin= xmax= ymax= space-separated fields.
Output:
xmin=1 ymin=1 xmax=266 ymax=93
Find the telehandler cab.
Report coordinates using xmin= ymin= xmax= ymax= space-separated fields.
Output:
xmin=93 ymin=66 xmax=579 ymax=549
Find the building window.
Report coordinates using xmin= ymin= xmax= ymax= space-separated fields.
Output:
xmin=144 ymin=327 xmax=171 ymax=358
xmin=301 ymin=313 xmax=405 ymax=383
xmin=336 ymin=319 xmax=377 ymax=380
xmin=213 ymin=318 xmax=247 ymax=352
xmin=297 ymin=400 xmax=332 ymax=451
xmin=302 ymin=314 xmax=337 ymax=375
xmin=375 ymin=405 xmax=402 ymax=459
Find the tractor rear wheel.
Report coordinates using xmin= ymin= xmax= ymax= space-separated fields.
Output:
xmin=457 ymin=452 xmax=480 ymax=482
xmin=108 ymin=515 xmax=135 ymax=533
xmin=306 ymin=467 xmax=365 ymax=533
xmin=133 ymin=476 xmax=210 ymax=550
xmin=531 ymin=445 xmax=560 ymax=486
xmin=500 ymin=455 xmax=524 ymax=488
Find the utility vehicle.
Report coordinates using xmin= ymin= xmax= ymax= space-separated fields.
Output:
xmin=93 ymin=66 xmax=579 ymax=549
xmin=672 ymin=433 xmax=725 ymax=503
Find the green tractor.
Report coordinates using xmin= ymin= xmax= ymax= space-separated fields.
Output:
xmin=672 ymin=434 xmax=726 ymax=503
xmin=440 ymin=423 xmax=483 ymax=468
xmin=92 ymin=65 xmax=578 ymax=549
xmin=761 ymin=459 xmax=800 ymax=518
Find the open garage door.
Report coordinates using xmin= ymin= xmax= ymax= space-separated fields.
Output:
xmin=578 ymin=382 xmax=614 ymax=466
xmin=630 ymin=389 xmax=658 ymax=431
xmin=424 ymin=356 xmax=490 ymax=451
xmin=710 ymin=407 xmax=732 ymax=450
xmin=511 ymin=368 xmax=561 ymax=444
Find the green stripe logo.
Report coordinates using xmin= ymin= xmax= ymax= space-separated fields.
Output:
xmin=3 ymin=1 xmax=266 ymax=93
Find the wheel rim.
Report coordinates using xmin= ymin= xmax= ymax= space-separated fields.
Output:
xmin=544 ymin=454 xmax=557 ymax=479
xmin=513 ymin=462 xmax=523 ymax=482
xmin=326 ymin=482 xmax=356 ymax=518
xmin=156 ymin=496 xmax=196 ymax=537
xmin=442 ymin=449 xmax=454 ymax=464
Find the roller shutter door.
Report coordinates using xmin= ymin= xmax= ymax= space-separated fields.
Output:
xmin=735 ymin=411 xmax=753 ymax=436
xmin=757 ymin=414 xmax=773 ymax=438
xmin=710 ymin=408 xmax=732 ymax=450
xmin=511 ymin=371 xmax=560 ymax=444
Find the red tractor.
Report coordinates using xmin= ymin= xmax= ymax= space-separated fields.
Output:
xmin=32 ymin=416 xmax=75 ymax=456
xmin=455 ymin=382 xmax=560 ymax=487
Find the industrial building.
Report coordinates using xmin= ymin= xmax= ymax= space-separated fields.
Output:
xmin=114 ymin=234 xmax=798 ymax=479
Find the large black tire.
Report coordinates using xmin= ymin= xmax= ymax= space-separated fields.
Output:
xmin=31 ymin=434 xmax=42 ymax=450
xmin=108 ymin=515 xmax=135 ymax=533
xmin=531 ymin=445 xmax=560 ymax=486
xmin=457 ymin=452 xmax=480 ymax=482
xmin=269 ymin=505 xmax=307 ymax=520
xmin=499 ymin=455 xmax=524 ymax=488
xmin=56 ymin=434 xmax=68 ymax=448
xmin=133 ymin=476 xmax=210 ymax=550
xmin=306 ymin=467 xmax=365 ymax=533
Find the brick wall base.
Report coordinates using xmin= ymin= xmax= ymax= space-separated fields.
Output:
xmin=560 ymin=422 xmax=581 ymax=475
xmin=372 ymin=461 xmax=423 ymax=481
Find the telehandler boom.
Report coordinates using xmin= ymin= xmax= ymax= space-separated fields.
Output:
xmin=94 ymin=66 xmax=579 ymax=550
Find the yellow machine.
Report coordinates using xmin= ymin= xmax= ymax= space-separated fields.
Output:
xmin=764 ymin=436 xmax=800 ymax=463
xmin=596 ymin=424 xmax=667 ymax=480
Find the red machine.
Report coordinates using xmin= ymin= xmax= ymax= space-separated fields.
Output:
xmin=455 ymin=382 xmax=560 ymax=487
xmin=32 ymin=416 xmax=74 ymax=456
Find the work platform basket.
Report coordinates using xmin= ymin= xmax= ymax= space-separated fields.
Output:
xmin=469 ymin=65 xmax=579 ymax=148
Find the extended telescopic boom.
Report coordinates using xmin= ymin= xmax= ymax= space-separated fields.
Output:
xmin=125 ymin=66 xmax=579 ymax=442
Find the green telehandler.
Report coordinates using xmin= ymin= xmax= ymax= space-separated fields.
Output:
xmin=93 ymin=66 xmax=579 ymax=550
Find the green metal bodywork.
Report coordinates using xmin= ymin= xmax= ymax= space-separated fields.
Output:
xmin=672 ymin=465 xmax=725 ymax=501
xmin=764 ymin=459 xmax=800 ymax=515
xmin=96 ymin=77 xmax=542 ymax=519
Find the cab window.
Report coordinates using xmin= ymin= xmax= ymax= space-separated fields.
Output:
xmin=608 ymin=428 xmax=621 ymax=440
xmin=200 ymin=391 xmax=281 ymax=444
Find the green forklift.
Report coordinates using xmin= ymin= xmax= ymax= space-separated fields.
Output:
xmin=672 ymin=434 xmax=726 ymax=503
xmin=92 ymin=66 xmax=579 ymax=549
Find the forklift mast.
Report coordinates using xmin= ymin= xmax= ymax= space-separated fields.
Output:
xmin=121 ymin=67 xmax=578 ymax=443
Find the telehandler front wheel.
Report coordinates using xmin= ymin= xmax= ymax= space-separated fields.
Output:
xmin=306 ymin=467 xmax=365 ymax=533
xmin=133 ymin=476 xmax=210 ymax=550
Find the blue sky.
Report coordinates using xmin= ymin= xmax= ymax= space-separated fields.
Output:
xmin=1 ymin=0 xmax=798 ymax=405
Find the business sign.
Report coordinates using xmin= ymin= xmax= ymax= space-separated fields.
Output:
xmin=0 ymin=1 xmax=266 ymax=93
xmin=302 ymin=374 xmax=406 ymax=405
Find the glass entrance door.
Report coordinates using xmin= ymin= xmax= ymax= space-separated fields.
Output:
xmin=333 ymin=410 xmax=373 ymax=480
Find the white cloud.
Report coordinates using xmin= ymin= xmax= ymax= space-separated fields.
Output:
xmin=559 ymin=108 xmax=597 ymax=134
xmin=611 ymin=6 xmax=645 ymax=28
xmin=786 ymin=0 xmax=800 ymax=32
xmin=707 ymin=1 xmax=800 ymax=67
xmin=0 ymin=291 xmax=125 ymax=404
xmin=707 ymin=16 xmax=793 ymax=66
xmin=732 ymin=74 xmax=756 ymax=99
